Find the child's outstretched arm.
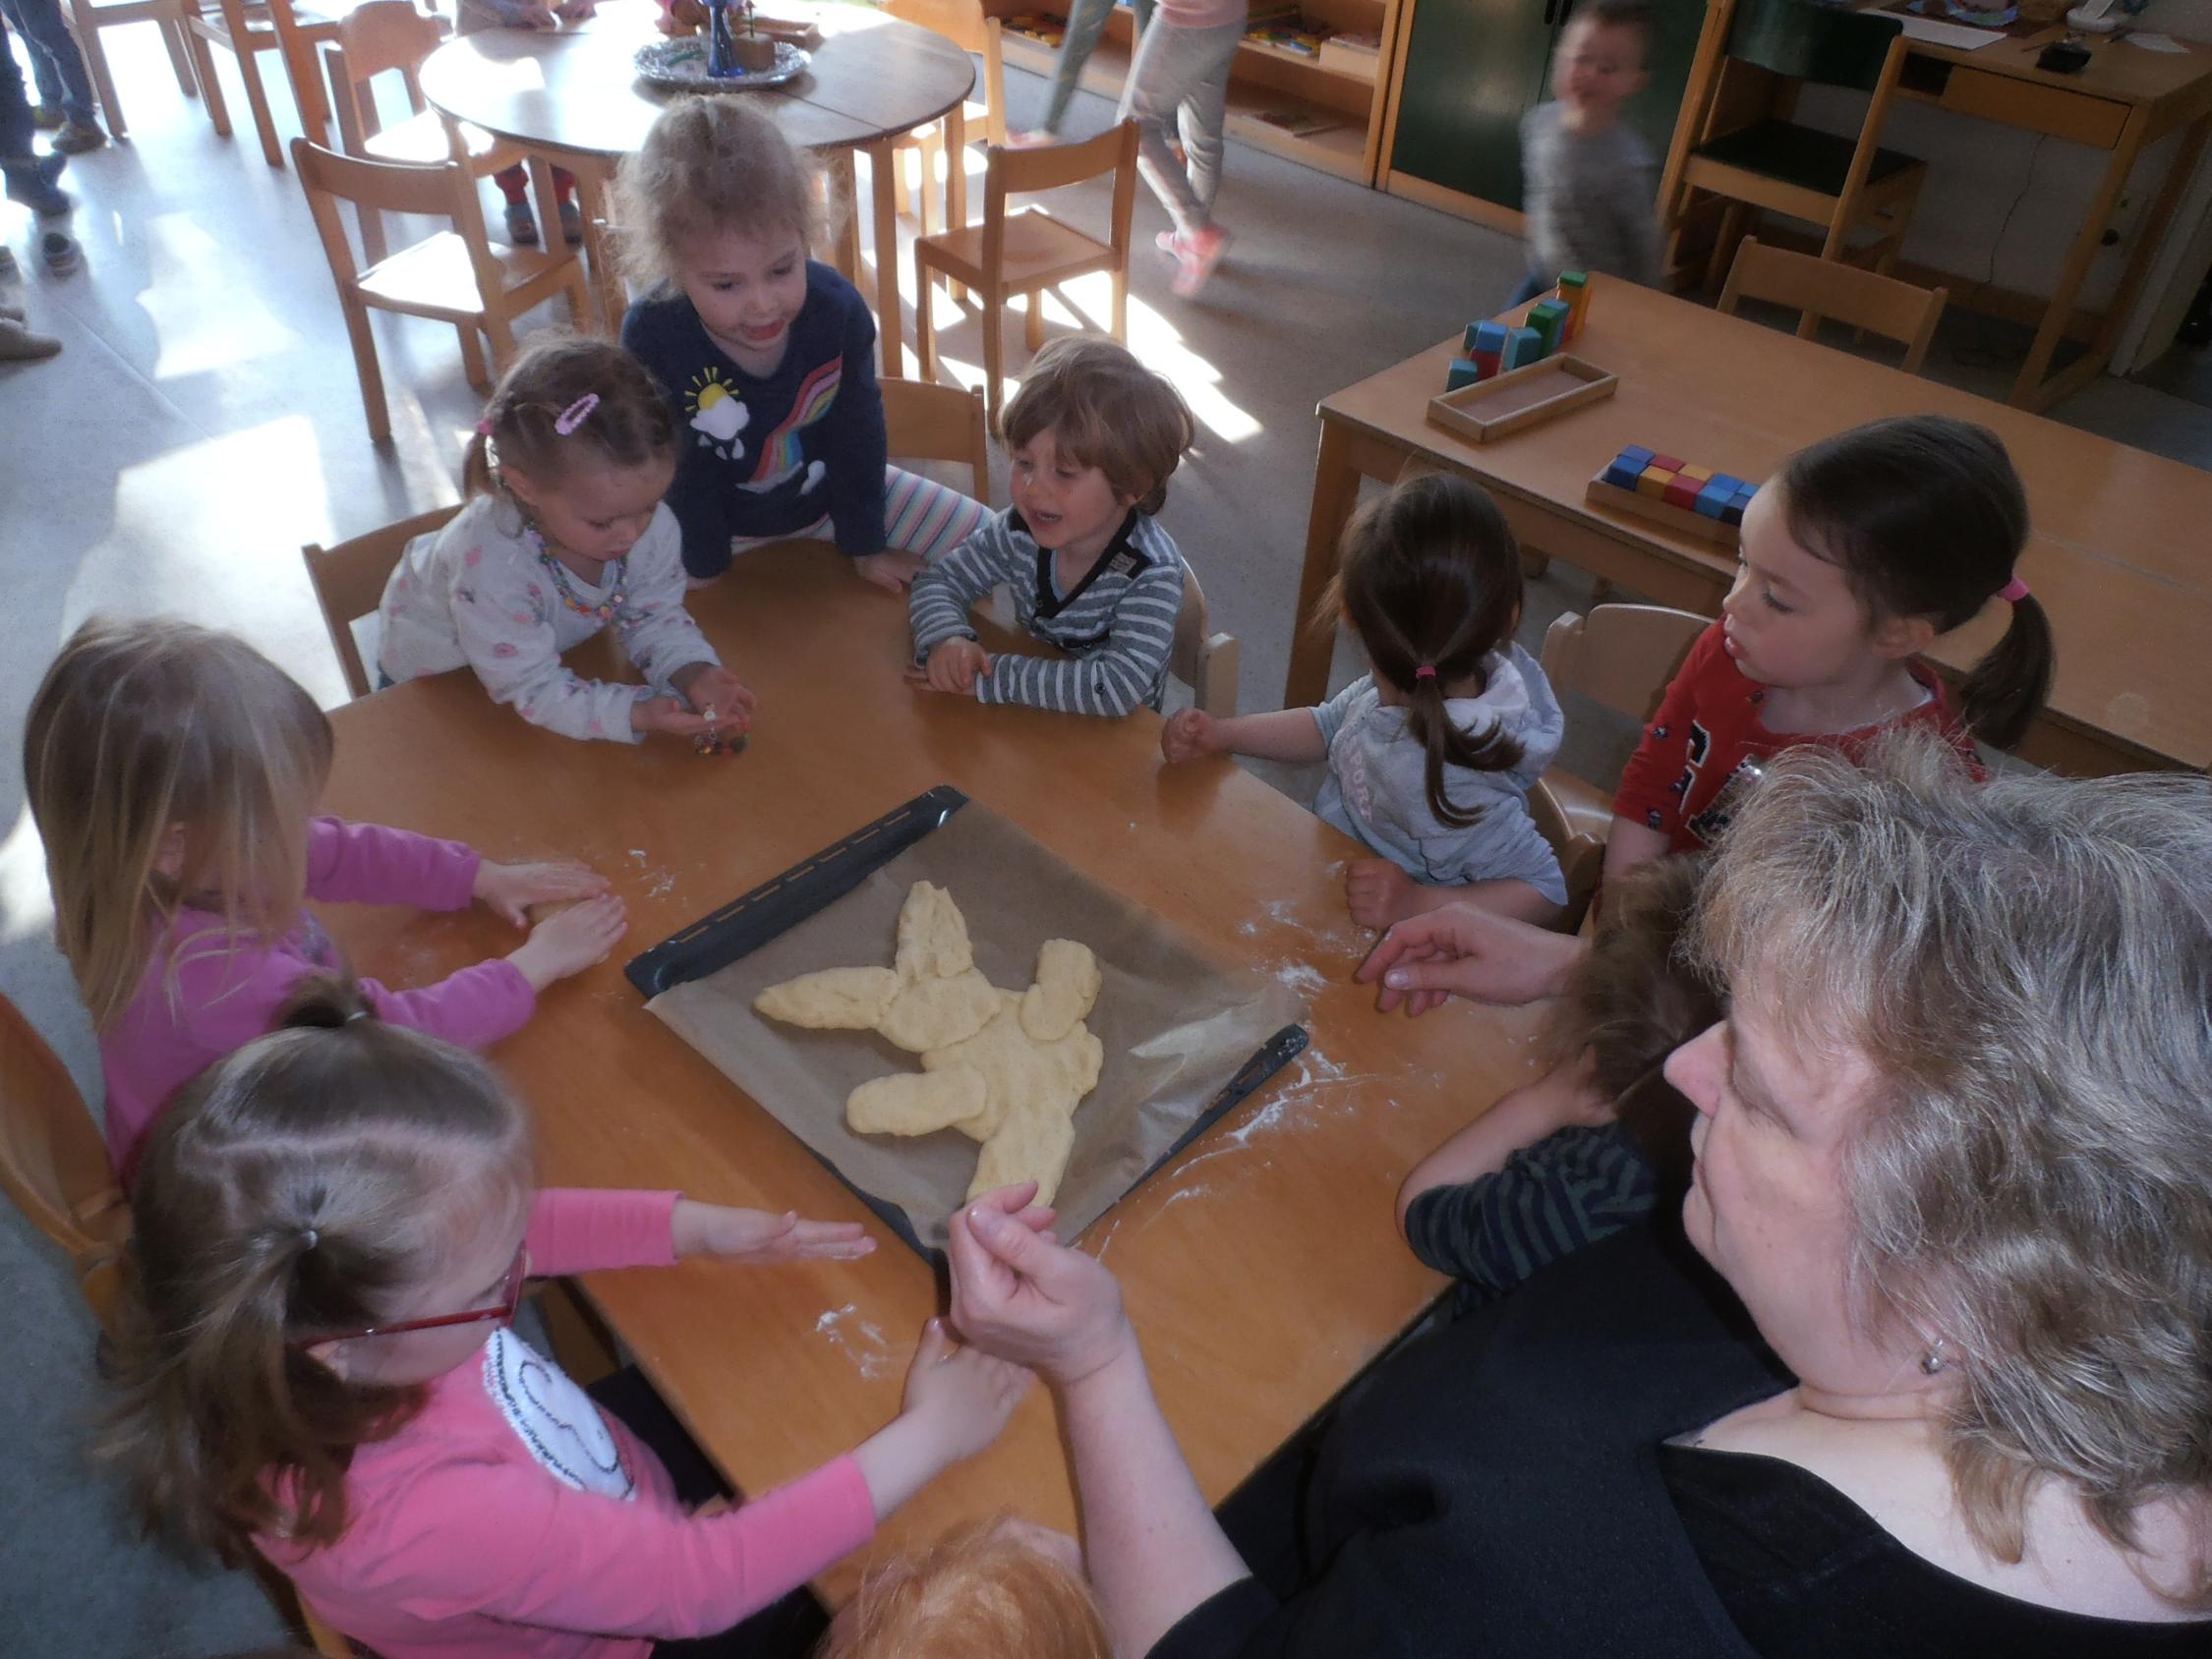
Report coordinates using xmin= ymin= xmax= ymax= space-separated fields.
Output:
xmin=976 ymin=561 xmax=1184 ymax=718
xmin=1394 ymin=1052 xmax=1610 ymax=1234
xmin=908 ymin=515 xmax=1013 ymax=672
xmin=449 ymin=570 xmax=669 ymax=743
xmin=608 ymin=509 xmax=756 ymax=732
xmin=1160 ymin=707 xmax=1327 ymax=765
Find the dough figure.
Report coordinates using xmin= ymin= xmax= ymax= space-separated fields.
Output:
xmin=753 ymin=884 xmax=1103 ymax=1206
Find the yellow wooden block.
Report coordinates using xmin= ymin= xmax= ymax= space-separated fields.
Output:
xmin=1679 ymin=464 xmax=1714 ymax=483
xmin=1636 ymin=468 xmax=1675 ymax=499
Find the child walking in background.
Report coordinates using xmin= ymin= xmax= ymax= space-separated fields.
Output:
xmin=1514 ymin=0 xmax=1657 ymax=305
xmin=102 ymin=986 xmax=1030 ymax=1659
xmin=1396 ymin=414 xmax=2055 ymax=1298
xmin=23 ymin=617 xmax=622 ymax=1184
xmin=1121 ymin=0 xmax=1248 ymax=297
xmin=457 ymin=0 xmax=595 ymax=245
xmin=908 ymin=337 xmax=1194 ymax=718
xmin=378 ymin=334 xmax=755 ymax=746
xmin=616 ymin=97 xmax=991 ymax=590
xmin=1014 ymin=0 xmax=1157 ymax=144
xmin=1162 ymin=473 xmax=1567 ymax=926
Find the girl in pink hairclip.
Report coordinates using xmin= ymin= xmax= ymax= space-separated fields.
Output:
xmin=378 ymin=335 xmax=755 ymax=745
xmin=1162 ymin=471 xmax=1569 ymax=928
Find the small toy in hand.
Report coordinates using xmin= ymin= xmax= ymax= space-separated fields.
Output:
xmin=693 ymin=705 xmax=745 ymax=756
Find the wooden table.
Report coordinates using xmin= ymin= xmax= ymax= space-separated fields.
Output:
xmin=418 ymin=0 xmax=974 ymax=366
xmin=315 ymin=541 xmax=1540 ymax=1599
xmin=1287 ymin=276 xmax=2212 ymax=777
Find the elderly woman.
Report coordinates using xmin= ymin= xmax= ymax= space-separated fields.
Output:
xmin=947 ymin=739 xmax=2212 ymax=1656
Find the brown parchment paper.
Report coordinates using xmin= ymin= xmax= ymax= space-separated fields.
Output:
xmin=646 ymin=804 xmax=1308 ymax=1251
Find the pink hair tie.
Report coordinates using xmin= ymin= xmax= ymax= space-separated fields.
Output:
xmin=554 ymin=393 xmax=601 ymax=435
xmin=1999 ymin=576 xmax=2031 ymax=603
xmin=474 ymin=419 xmax=494 ymax=435
xmin=1414 ymin=664 xmax=1437 ymax=680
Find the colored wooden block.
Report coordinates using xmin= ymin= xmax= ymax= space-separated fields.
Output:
xmin=1720 ymin=501 xmax=1746 ymax=526
xmin=1620 ymin=444 xmax=1655 ymax=467
xmin=1711 ymin=474 xmax=1744 ymax=494
xmin=1467 ymin=319 xmax=1509 ymax=360
xmin=1603 ymin=456 xmax=1647 ymax=489
xmin=1446 ymin=358 xmax=1484 ymax=391
xmin=1650 ymin=453 xmax=1685 ymax=474
xmin=1694 ymin=481 xmax=1734 ymax=518
xmin=1678 ymin=464 xmax=1714 ymax=484
xmin=1555 ymin=271 xmax=1589 ymax=342
xmin=1637 ymin=467 xmax=1676 ymax=500
xmin=1528 ymin=299 xmax=1570 ymax=357
xmin=1502 ymin=325 xmax=1543 ymax=370
xmin=1473 ymin=350 xmax=1502 ymax=379
xmin=1557 ymin=270 xmax=1588 ymax=294
xmin=1663 ymin=474 xmax=1705 ymax=510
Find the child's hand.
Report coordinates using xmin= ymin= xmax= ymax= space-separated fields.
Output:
xmin=506 ymin=893 xmax=627 ymax=990
xmin=920 ymin=639 xmax=989 ymax=696
xmin=473 ymin=860 xmax=610 ymax=928
xmin=853 ymin=550 xmax=925 ymax=593
xmin=504 ymin=0 xmax=560 ymax=27
xmin=553 ymin=0 xmax=595 ymax=19
xmin=670 ymin=663 xmax=758 ymax=733
xmin=1345 ymin=859 xmax=1419 ymax=932
xmin=1159 ymin=708 xmax=1219 ymax=763
xmin=631 ymin=696 xmax=716 ymax=738
xmin=672 ymin=1200 xmax=876 ymax=1264
xmin=899 ymin=1317 xmax=1033 ymax=1466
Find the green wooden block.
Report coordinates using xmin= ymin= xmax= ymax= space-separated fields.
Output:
xmin=1528 ymin=298 xmax=1571 ymax=357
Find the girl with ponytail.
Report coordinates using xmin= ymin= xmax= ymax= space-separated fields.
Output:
xmin=1161 ymin=472 xmax=1568 ymax=928
xmin=101 ymin=980 xmax=1031 ymax=1659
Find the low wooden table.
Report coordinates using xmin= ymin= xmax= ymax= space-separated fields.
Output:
xmin=1288 ymin=276 xmax=2212 ymax=777
xmin=316 ymin=540 xmax=1540 ymax=1599
xmin=419 ymin=0 xmax=973 ymax=366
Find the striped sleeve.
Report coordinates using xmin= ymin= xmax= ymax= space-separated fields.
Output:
xmin=978 ymin=557 xmax=1185 ymax=718
xmin=908 ymin=514 xmax=1019 ymax=661
xmin=1403 ymin=1122 xmax=1657 ymax=1298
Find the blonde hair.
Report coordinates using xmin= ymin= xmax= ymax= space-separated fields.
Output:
xmin=24 ymin=616 xmax=333 ymax=1030
xmin=1001 ymin=336 xmax=1196 ymax=517
xmin=612 ymin=95 xmax=830 ymax=291
xmin=819 ymin=1517 xmax=1110 ymax=1659
xmin=1692 ymin=733 xmax=2212 ymax=1604
xmin=462 ymin=333 xmax=679 ymax=502
xmin=99 ymin=978 xmax=532 ymax=1565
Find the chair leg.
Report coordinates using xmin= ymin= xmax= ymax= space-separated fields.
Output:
xmin=913 ymin=248 xmax=937 ymax=381
xmin=1108 ymin=266 xmax=1128 ymax=344
xmin=458 ymin=322 xmax=488 ymax=391
xmin=1704 ymin=200 xmax=1748 ymax=294
xmin=237 ymin=42 xmax=286 ymax=167
xmin=68 ymin=0 xmax=129 ymax=138
xmin=160 ymin=18 xmax=197 ymax=96
xmin=484 ymin=312 xmax=518 ymax=376
xmin=189 ymin=31 xmax=232 ymax=137
xmin=343 ymin=298 xmax=390 ymax=443
xmin=981 ymin=288 xmax=1006 ymax=429
xmin=562 ymin=266 xmax=593 ymax=334
xmin=893 ymin=142 xmax=912 ymax=218
xmin=1024 ymin=287 xmax=1045 ymax=352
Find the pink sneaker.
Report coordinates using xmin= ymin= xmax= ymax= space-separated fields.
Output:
xmin=1154 ymin=228 xmax=1185 ymax=257
xmin=1171 ymin=224 xmax=1230 ymax=298
xmin=1004 ymin=130 xmax=1057 ymax=148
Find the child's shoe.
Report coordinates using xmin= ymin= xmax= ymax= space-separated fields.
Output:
xmin=1170 ymin=223 xmax=1230 ymax=298
xmin=504 ymin=200 xmax=540 ymax=246
xmin=52 ymin=119 xmax=108 ymax=154
xmin=0 ymin=316 xmax=62 ymax=361
xmin=1005 ymin=129 xmax=1057 ymax=148
xmin=42 ymin=229 xmax=80 ymax=275
xmin=3 ymin=152 xmax=70 ymax=216
xmin=558 ymin=199 xmax=583 ymax=246
xmin=29 ymin=105 xmax=64 ymax=132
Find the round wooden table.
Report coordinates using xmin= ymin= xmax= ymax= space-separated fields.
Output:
xmin=420 ymin=0 xmax=975 ymax=366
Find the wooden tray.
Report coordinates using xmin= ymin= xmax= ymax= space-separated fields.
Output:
xmin=1585 ymin=475 xmax=1741 ymax=548
xmin=1426 ymin=355 xmax=1617 ymax=444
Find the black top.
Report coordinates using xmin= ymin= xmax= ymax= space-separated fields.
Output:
xmin=1151 ymin=1224 xmax=2205 ymax=1658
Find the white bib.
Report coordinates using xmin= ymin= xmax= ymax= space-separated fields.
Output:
xmin=481 ymin=1330 xmax=635 ymax=1502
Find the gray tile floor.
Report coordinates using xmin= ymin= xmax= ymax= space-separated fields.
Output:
xmin=2 ymin=19 xmax=2207 ymax=1655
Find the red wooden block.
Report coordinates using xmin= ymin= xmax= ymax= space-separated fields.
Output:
xmin=1663 ymin=474 xmax=1704 ymax=510
xmin=1650 ymin=453 xmax=1685 ymax=474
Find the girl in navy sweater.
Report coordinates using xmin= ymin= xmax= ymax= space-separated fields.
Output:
xmin=616 ymin=97 xmax=990 ymax=590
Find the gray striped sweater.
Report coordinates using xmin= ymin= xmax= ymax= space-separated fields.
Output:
xmin=908 ymin=507 xmax=1187 ymax=717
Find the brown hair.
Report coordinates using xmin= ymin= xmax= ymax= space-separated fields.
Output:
xmin=611 ymin=94 xmax=830 ymax=291
xmin=1000 ymin=336 xmax=1197 ymax=517
xmin=1576 ymin=0 xmax=1655 ymax=59
xmin=1320 ymin=473 xmax=1526 ymax=828
xmin=462 ymin=333 xmax=679 ymax=502
xmin=819 ymin=1516 xmax=1110 ymax=1659
xmin=99 ymin=978 xmax=533 ymax=1565
xmin=1777 ymin=414 xmax=2051 ymax=752
xmin=24 ymin=616 xmax=334 ymax=1030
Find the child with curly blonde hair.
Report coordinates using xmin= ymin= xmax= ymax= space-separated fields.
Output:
xmin=616 ymin=97 xmax=990 ymax=591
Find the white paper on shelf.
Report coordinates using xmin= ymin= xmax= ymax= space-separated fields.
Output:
xmin=2125 ymin=31 xmax=2189 ymax=52
xmin=1888 ymin=13 xmax=2007 ymax=47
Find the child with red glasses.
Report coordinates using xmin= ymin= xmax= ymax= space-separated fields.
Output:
xmin=101 ymin=981 xmax=1035 ymax=1659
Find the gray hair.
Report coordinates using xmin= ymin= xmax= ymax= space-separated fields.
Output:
xmin=1691 ymin=732 xmax=2212 ymax=1597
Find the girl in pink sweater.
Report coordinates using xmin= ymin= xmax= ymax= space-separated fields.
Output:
xmin=23 ymin=615 xmax=627 ymax=1184
xmin=101 ymin=982 xmax=1032 ymax=1659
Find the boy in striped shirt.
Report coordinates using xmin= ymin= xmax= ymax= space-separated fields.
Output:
xmin=908 ymin=339 xmax=1196 ymax=718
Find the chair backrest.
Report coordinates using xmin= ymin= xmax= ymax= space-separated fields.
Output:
xmin=303 ymin=503 xmax=463 ymax=699
xmin=981 ymin=120 xmax=1138 ymax=268
xmin=1717 ymin=237 xmax=1946 ymax=372
xmin=881 ymin=0 xmax=1006 ymax=143
xmin=1541 ymin=604 xmax=1708 ymax=725
xmin=324 ymin=0 xmax=443 ymax=144
xmin=880 ymin=376 xmax=991 ymax=503
xmin=1528 ymin=776 xmax=1603 ymax=931
xmin=1726 ymin=0 xmax=1901 ymax=90
xmin=0 ymin=991 xmax=128 ymax=1289
xmin=1170 ymin=563 xmax=1239 ymax=718
xmin=292 ymin=135 xmax=502 ymax=302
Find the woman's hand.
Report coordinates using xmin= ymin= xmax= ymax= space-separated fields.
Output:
xmin=1159 ymin=709 xmax=1219 ymax=763
xmin=1355 ymin=902 xmax=1583 ymax=1015
xmin=854 ymin=550 xmax=926 ymax=593
xmin=671 ymin=1200 xmax=875 ymax=1263
xmin=949 ymin=1183 xmax=1134 ymax=1388
xmin=919 ymin=639 xmax=990 ymax=696
xmin=669 ymin=663 xmax=758 ymax=733
xmin=505 ymin=892 xmax=627 ymax=990
xmin=473 ymin=859 xmax=610 ymax=928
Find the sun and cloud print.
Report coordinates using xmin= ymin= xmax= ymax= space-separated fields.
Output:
xmin=686 ymin=368 xmax=751 ymax=460
xmin=683 ymin=358 xmax=841 ymax=499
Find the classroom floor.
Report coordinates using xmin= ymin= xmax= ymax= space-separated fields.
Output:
xmin=4 ymin=23 xmax=2209 ymax=1655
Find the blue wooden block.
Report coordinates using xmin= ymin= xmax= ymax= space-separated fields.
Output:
xmin=1446 ymin=358 xmax=1484 ymax=391
xmin=1472 ymin=320 xmax=1509 ymax=358
xmin=1710 ymin=473 xmax=1744 ymax=494
xmin=1694 ymin=481 xmax=1734 ymax=518
xmin=1603 ymin=457 xmax=1647 ymax=489
xmin=1620 ymin=444 xmax=1655 ymax=467
xmin=1502 ymin=325 xmax=1543 ymax=370
xmin=1720 ymin=501 xmax=1746 ymax=527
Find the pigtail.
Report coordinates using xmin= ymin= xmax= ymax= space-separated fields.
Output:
xmin=1405 ymin=677 xmax=1526 ymax=830
xmin=1957 ymin=591 xmax=2054 ymax=755
xmin=460 ymin=427 xmax=496 ymax=498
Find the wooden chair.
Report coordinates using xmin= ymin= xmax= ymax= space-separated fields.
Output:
xmin=320 ymin=1 xmax=526 ymax=263
xmin=1534 ymin=603 xmax=1709 ymax=926
xmin=881 ymin=375 xmax=993 ymax=502
xmin=912 ymin=120 xmax=1137 ymax=425
xmin=293 ymin=137 xmax=592 ymax=442
xmin=0 ymin=991 xmax=129 ymax=1313
xmin=881 ymin=0 xmax=1009 ymax=244
xmin=1658 ymin=0 xmax=1926 ymax=291
xmin=1171 ymin=563 xmax=1238 ymax=718
xmin=303 ymin=503 xmax=462 ymax=697
xmin=61 ymin=0 xmax=208 ymax=139
xmin=1718 ymin=236 xmax=1946 ymax=372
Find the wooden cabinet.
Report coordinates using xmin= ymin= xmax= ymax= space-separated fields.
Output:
xmin=1380 ymin=0 xmax=1706 ymax=226
xmin=995 ymin=0 xmax=1409 ymax=183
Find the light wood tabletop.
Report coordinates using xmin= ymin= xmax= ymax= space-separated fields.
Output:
xmin=315 ymin=539 xmax=1541 ymax=1600
xmin=418 ymin=0 xmax=974 ymax=366
xmin=1287 ymin=275 xmax=2212 ymax=777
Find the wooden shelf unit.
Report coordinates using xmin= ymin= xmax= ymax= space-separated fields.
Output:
xmin=997 ymin=0 xmax=1403 ymax=184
